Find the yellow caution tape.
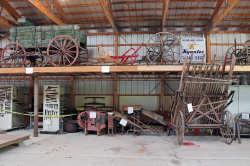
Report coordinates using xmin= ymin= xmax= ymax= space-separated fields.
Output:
xmin=0 ymin=109 xmax=77 ymax=118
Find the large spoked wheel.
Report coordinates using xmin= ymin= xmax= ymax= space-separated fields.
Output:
xmin=47 ymin=35 xmax=79 ymax=66
xmin=220 ymin=111 xmax=234 ymax=144
xmin=176 ymin=111 xmax=184 ymax=145
xmin=2 ymin=42 xmax=26 ymax=67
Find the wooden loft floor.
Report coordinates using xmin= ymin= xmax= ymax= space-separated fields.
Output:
xmin=0 ymin=65 xmax=248 ymax=76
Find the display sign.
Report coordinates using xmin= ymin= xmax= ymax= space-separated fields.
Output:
xmin=242 ymin=113 xmax=249 ymax=120
xmin=43 ymin=85 xmax=60 ymax=132
xmin=181 ymin=34 xmax=206 ymax=63
xmin=101 ymin=66 xmax=110 ymax=73
xmin=119 ymin=119 xmax=127 ymax=126
xmin=128 ymin=107 xmax=134 ymax=114
xmin=187 ymin=103 xmax=193 ymax=113
xmin=0 ymin=87 xmax=12 ymax=130
xmin=90 ymin=112 xmax=96 ymax=118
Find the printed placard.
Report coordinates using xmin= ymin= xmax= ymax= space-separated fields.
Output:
xmin=187 ymin=103 xmax=193 ymax=113
xmin=43 ymin=85 xmax=60 ymax=132
xmin=128 ymin=107 xmax=134 ymax=114
xmin=242 ymin=113 xmax=249 ymax=120
xmin=101 ymin=66 xmax=110 ymax=73
xmin=181 ymin=34 xmax=206 ymax=63
xmin=90 ymin=112 xmax=96 ymax=118
xmin=25 ymin=68 xmax=33 ymax=74
xmin=119 ymin=119 xmax=127 ymax=126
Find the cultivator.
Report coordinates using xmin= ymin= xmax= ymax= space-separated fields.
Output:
xmin=171 ymin=56 xmax=236 ymax=144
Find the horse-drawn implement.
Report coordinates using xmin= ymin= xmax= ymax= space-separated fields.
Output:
xmin=2 ymin=25 xmax=87 ymax=67
xmin=171 ymin=56 xmax=236 ymax=144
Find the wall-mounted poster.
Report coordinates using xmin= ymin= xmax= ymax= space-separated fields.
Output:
xmin=180 ymin=34 xmax=206 ymax=63
xmin=43 ymin=85 xmax=60 ymax=132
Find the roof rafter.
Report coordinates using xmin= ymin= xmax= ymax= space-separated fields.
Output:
xmin=0 ymin=16 xmax=15 ymax=28
xmin=162 ymin=0 xmax=171 ymax=31
xmin=206 ymin=0 xmax=224 ymax=30
xmin=98 ymin=0 xmax=118 ymax=32
xmin=53 ymin=0 xmax=67 ymax=23
xmin=2 ymin=0 xmax=21 ymax=21
xmin=207 ymin=0 xmax=240 ymax=30
xmin=27 ymin=0 xmax=64 ymax=25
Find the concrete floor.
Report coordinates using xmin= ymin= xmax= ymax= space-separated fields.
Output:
xmin=0 ymin=129 xmax=250 ymax=166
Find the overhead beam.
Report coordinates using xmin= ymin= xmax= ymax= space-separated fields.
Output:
xmin=162 ymin=0 xmax=171 ymax=31
xmin=206 ymin=0 xmax=224 ymax=31
xmin=208 ymin=0 xmax=240 ymax=30
xmin=0 ymin=16 xmax=15 ymax=28
xmin=53 ymin=0 xmax=67 ymax=23
xmin=98 ymin=0 xmax=118 ymax=32
xmin=3 ymin=0 xmax=21 ymax=21
xmin=27 ymin=0 xmax=64 ymax=25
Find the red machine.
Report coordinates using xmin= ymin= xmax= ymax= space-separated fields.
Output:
xmin=111 ymin=46 xmax=142 ymax=65
xmin=77 ymin=108 xmax=106 ymax=136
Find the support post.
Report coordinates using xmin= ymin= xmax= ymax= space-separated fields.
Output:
xmin=206 ymin=33 xmax=211 ymax=63
xmin=34 ymin=76 xmax=39 ymax=137
xmin=70 ymin=76 xmax=75 ymax=109
xmin=160 ymin=74 xmax=165 ymax=112
xmin=113 ymin=73 xmax=118 ymax=112
xmin=115 ymin=33 xmax=119 ymax=56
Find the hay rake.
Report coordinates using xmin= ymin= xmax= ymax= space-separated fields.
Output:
xmin=171 ymin=56 xmax=236 ymax=145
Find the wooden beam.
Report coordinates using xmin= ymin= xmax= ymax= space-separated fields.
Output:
xmin=160 ymin=74 xmax=165 ymax=111
xmin=53 ymin=0 xmax=67 ymax=23
xmin=33 ymin=76 xmax=39 ymax=137
xmin=3 ymin=0 xmax=21 ymax=21
xmin=209 ymin=0 xmax=240 ymax=29
xmin=113 ymin=73 xmax=118 ymax=112
xmin=206 ymin=0 xmax=224 ymax=31
xmin=27 ymin=0 xmax=64 ymax=25
xmin=206 ymin=34 xmax=211 ymax=63
xmin=70 ymin=76 xmax=75 ymax=109
xmin=98 ymin=0 xmax=118 ymax=32
xmin=0 ymin=16 xmax=14 ymax=28
xmin=162 ymin=0 xmax=171 ymax=31
xmin=115 ymin=33 xmax=119 ymax=56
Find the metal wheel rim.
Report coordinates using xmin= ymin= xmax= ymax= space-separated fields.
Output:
xmin=2 ymin=42 xmax=26 ymax=67
xmin=47 ymin=35 xmax=79 ymax=66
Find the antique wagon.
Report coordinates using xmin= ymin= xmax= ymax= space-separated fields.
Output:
xmin=2 ymin=24 xmax=87 ymax=67
xmin=171 ymin=56 xmax=236 ymax=145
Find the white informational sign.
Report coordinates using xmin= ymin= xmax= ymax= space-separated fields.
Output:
xmin=128 ymin=107 xmax=134 ymax=114
xmin=0 ymin=87 xmax=12 ymax=130
xmin=242 ymin=113 xmax=249 ymax=120
xmin=101 ymin=66 xmax=110 ymax=73
xmin=181 ymin=34 xmax=206 ymax=63
xmin=119 ymin=119 xmax=127 ymax=126
xmin=25 ymin=67 xmax=33 ymax=74
xmin=187 ymin=103 xmax=193 ymax=113
xmin=90 ymin=112 xmax=96 ymax=118
xmin=43 ymin=85 xmax=60 ymax=132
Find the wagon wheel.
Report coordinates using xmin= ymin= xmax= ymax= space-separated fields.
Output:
xmin=47 ymin=35 xmax=79 ymax=66
xmin=176 ymin=111 xmax=184 ymax=145
xmin=220 ymin=111 xmax=234 ymax=144
xmin=146 ymin=46 xmax=161 ymax=63
xmin=1 ymin=42 xmax=26 ymax=67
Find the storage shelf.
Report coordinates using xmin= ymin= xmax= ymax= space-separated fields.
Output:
xmin=0 ymin=65 xmax=248 ymax=75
